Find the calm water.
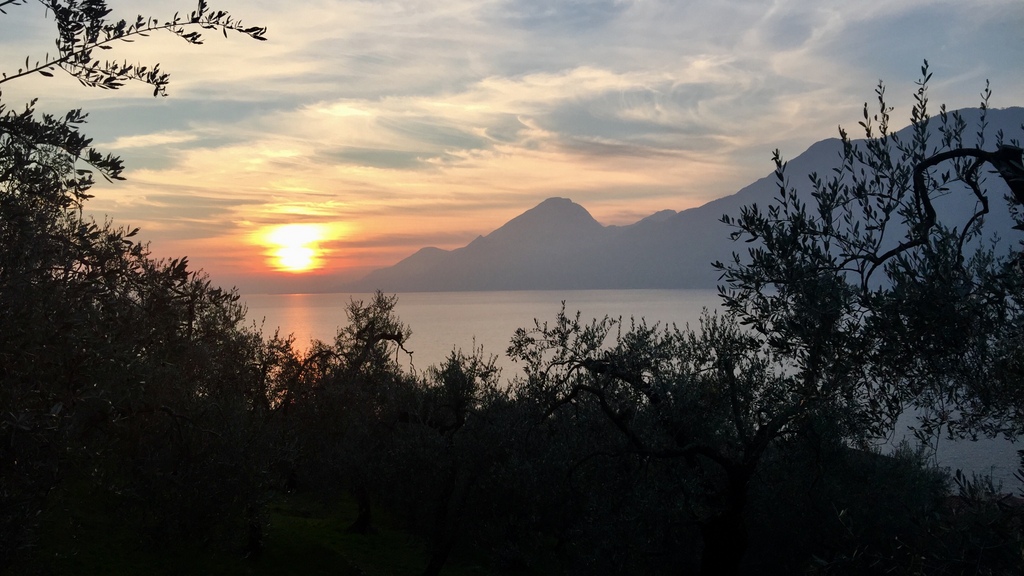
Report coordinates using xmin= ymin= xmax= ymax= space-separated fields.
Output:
xmin=242 ymin=289 xmax=720 ymax=373
xmin=241 ymin=289 xmax=1021 ymax=490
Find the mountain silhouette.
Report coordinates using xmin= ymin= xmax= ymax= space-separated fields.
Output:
xmin=345 ymin=107 xmax=1024 ymax=292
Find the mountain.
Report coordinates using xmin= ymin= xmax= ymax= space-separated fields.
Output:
xmin=345 ymin=107 xmax=1024 ymax=292
xmin=352 ymin=198 xmax=610 ymax=291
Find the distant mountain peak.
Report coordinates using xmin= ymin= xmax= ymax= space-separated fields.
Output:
xmin=343 ymin=107 xmax=1024 ymax=292
xmin=538 ymin=196 xmax=574 ymax=207
xmin=636 ymin=209 xmax=678 ymax=225
xmin=484 ymin=197 xmax=603 ymax=243
xmin=510 ymin=196 xmax=599 ymax=224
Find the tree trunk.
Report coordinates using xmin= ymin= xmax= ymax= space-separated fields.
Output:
xmin=347 ymin=483 xmax=374 ymax=534
xmin=421 ymin=535 xmax=455 ymax=576
xmin=243 ymin=516 xmax=263 ymax=558
xmin=698 ymin=473 xmax=749 ymax=576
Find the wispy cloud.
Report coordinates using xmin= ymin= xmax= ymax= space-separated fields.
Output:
xmin=2 ymin=0 xmax=1021 ymax=292
xmin=105 ymin=131 xmax=200 ymax=149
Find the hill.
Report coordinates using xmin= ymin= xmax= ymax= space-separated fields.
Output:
xmin=345 ymin=107 xmax=1024 ymax=292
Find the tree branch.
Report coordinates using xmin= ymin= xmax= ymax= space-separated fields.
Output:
xmin=0 ymin=0 xmax=267 ymax=96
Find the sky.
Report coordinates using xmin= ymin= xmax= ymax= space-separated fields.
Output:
xmin=1 ymin=0 xmax=1022 ymax=293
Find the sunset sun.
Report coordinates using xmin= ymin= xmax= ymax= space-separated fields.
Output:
xmin=275 ymin=245 xmax=316 ymax=272
xmin=258 ymin=223 xmax=341 ymax=273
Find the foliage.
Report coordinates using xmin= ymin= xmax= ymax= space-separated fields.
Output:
xmin=285 ymin=293 xmax=414 ymax=534
xmin=715 ymin=63 xmax=1024 ymax=572
xmin=3 ymin=9 xmax=1023 ymax=573
xmin=0 ymin=0 xmax=266 ymax=96
xmin=0 ymin=0 xmax=276 ymax=566
xmin=508 ymin=307 xmax=856 ymax=574
xmin=505 ymin=65 xmax=1024 ymax=575
xmin=718 ymin=62 xmax=1024 ymax=450
xmin=0 ymin=143 xmax=276 ymax=560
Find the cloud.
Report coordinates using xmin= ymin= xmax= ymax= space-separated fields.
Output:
xmin=496 ymin=0 xmax=631 ymax=31
xmin=328 ymin=230 xmax=481 ymax=250
xmin=4 ymin=0 xmax=1023 ymax=293
xmin=105 ymin=131 xmax=199 ymax=149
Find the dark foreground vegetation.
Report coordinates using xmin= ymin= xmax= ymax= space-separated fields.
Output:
xmin=4 ymin=3 xmax=1024 ymax=575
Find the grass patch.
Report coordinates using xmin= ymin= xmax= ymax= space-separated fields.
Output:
xmin=11 ymin=491 xmax=501 ymax=575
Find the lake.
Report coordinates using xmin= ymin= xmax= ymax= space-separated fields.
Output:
xmin=241 ymin=289 xmax=1022 ymax=491
xmin=242 ymin=289 xmax=720 ymax=372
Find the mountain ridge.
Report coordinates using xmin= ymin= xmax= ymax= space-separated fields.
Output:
xmin=343 ymin=107 xmax=1024 ymax=292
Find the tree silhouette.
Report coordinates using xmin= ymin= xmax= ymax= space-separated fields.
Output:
xmin=0 ymin=0 xmax=271 ymax=566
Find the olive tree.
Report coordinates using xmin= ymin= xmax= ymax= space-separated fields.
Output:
xmin=287 ymin=293 xmax=414 ymax=535
xmin=509 ymin=64 xmax=1024 ymax=575
xmin=719 ymin=63 xmax=1024 ymax=449
xmin=0 ymin=0 xmax=270 ymax=565
xmin=390 ymin=347 xmax=512 ymax=576
xmin=714 ymin=62 xmax=1024 ymax=572
xmin=509 ymin=308 xmax=841 ymax=575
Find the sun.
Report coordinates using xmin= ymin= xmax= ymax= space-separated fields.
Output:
xmin=259 ymin=223 xmax=330 ymax=273
xmin=274 ymin=245 xmax=316 ymax=271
